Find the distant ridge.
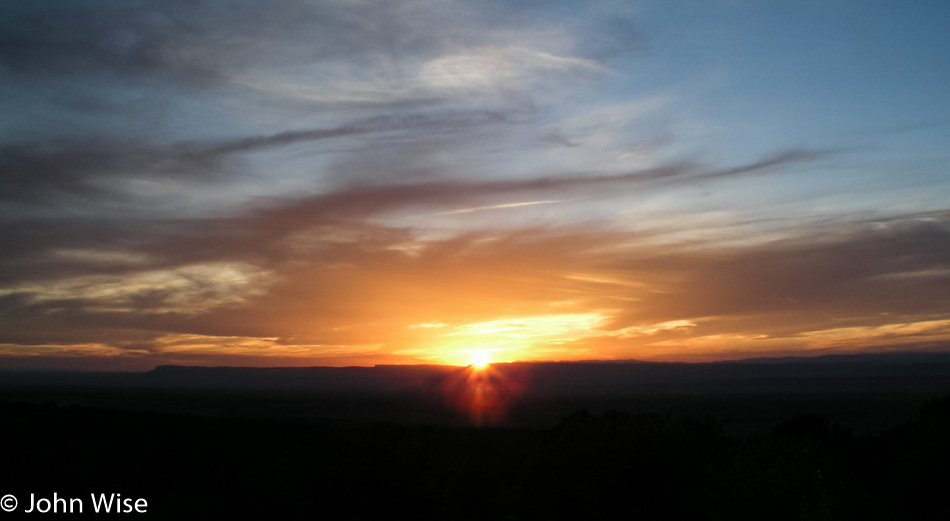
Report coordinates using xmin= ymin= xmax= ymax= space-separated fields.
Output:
xmin=146 ymin=350 xmax=950 ymax=374
xmin=721 ymin=351 xmax=950 ymax=365
xmin=139 ymin=351 xmax=950 ymax=393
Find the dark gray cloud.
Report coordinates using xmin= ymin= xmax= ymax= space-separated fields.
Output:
xmin=0 ymin=0 xmax=526 ymax=104
xmin=260 ymin=147 xmax=828 ymax=220
xmin=0 ymin=1 xmax=424 ymax=80
xmin=0 ymin=106 xmax=521 ymax=209
xmin=0 ymin=0 xmax=613 ymax=214
xmin=0 ymin=145 xmax=831 ymax=291
xmin=599 ymin=213 xmax=950 ymax=336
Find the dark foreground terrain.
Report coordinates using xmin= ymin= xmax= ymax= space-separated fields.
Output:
xmin=2 ymin=353 xmax=950 ymax=519
xmin=1 ymin=398 xmax=950 ymax=520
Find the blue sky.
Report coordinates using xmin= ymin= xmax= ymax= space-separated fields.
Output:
xmin=1 ymin=0 xmax=948 ymax=369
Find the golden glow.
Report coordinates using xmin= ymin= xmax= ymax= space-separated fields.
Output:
xmin=12 ymin=211 xmax=950 ymax=369
xmin=422 ymin=313 xmax=608 ymax=366
xmin=468 ymin=351 xmax=491 ymax=369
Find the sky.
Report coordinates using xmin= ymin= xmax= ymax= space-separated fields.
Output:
xmin=1 ymin=0 xmax=949 ymax=370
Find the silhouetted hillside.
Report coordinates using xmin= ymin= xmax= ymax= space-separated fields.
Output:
xmin=2 ymin=397 xmax=949 ymax=520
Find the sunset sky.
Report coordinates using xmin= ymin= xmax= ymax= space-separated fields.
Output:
xmin=2 ymin=0 xmax=949 ymax=370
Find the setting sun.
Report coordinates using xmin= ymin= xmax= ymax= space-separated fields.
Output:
xmin=469 ymin=352 xmax=491 ymax=369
